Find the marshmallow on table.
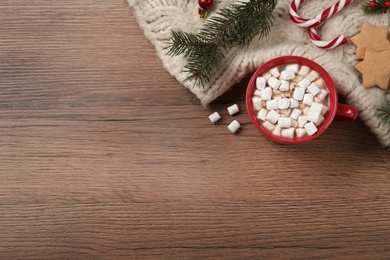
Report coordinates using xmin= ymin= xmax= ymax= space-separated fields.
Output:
xmin=266 ymin=100 xmax=279 ymax=110
xmin=256 ymin=77 xmax=266 ymax=90
xmin=298 ymin=78 xmax=311 ymax=89
xmin=298 ymin=65 xmax=311 ymax=77
xmin=293 ymin=87 xmax=305 ymax=101
xmin=227 ymin=120 xmax=241 ymax=133
xmin=290 ymin=108 xmax=302 ymax=120
xmin=304 ymin=121 xmax=318 ymax=136
xmin=281 ymin=127 xmax=295 ymax=139
xmin=308 ymin=83 xmax=320 ymax=96
xmin=302 ymin=93 xmax=314 ymax=106
xmin=257 ymin=108 xmax=268 ymax=121
xmin=266 ymin=109 xmax=280 ymax=124
xmin=227 ymin=104 xmax=240 ymax=115
xmin=279 ymin=80 xmax=290 ymax=92
xmin=278 ymin=117 xmax=292 ymax=128
xmin=209 ymin=112 xmax=221 ymax=123
xmin=268 ymin=77 xmax=281 ymax=90
xmin=280 ymin=70 xmax=295 ymax=80
xmin=261 ymin=87 xmax=273 ymax=101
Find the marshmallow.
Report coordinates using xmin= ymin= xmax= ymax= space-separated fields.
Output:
xmin=279 ymin=80 xmax=290 ymax=92
xmin=317 ymin=88 xmax=329 ymax=101
xmin=304 ymin=121 xmax=318 ymax=136
xmin=261 ymin=87 xmax=273 ymax=101
xmin=266 ymin=109 xmax=280 ymax=124
xmin=289 ymin=98 xmax=299 ymax=108
xmin=291 ymin=75 xmax=304 ymax=83
xmin=291 ymin=119 xmax=298 ymax=128
xmin=321 ymin=105 xmax=329 ymax=116
xmin=266 ymin=100 xmax=279 ymax=110
xmin=303 ymin=106 xmax=310 ymax=116
xmin=272 ymin=126 xmax=282 ymax=137
xmin=280 ymin=70 xmax=295 ymax=80
xmin=254 ymin=90 xmax=262 ymax=97
xmin=293 ymin=87 xmax=305 ymax=101
xmin=306 ymin=70 xmax=320 ymax=82
xmin=281 ymin=127 xmax=295 ymax=139
xmin=290 ymin=108 xmax=302 ymax=120
xmin=286 ymin=64 xmax=299 ymax=74
xmin=257 ymin=108 xmax=268 ymax=121
xmin=256 ymin=77 xmax=266 ymax=90
xmin=298 ymin=116 xmax=308 ymax=128
xmin=262 ymin=121 xmax=275 ymax=132
xmin=269 ymin=67 xmax=280 ymax=78
xmin=278 ymin=117 xmax=292 ymax=128
xmin=268 ymin=77 xmax=281 ymax=90
xmin=298 ymin=66 xmax=311 ymax=77
xmin=310 ymin=102 xmax=324 ymax=114
xmin=307 ymin=110 xmax=321 ymax=124
xmin=302 ymin=94 xmax=314 ymax=106
xmin=228 ymin=120 xmax=241 ymax=133
xmin=314 ymin=114 xmax=325 ymax=126
xmin=227 ymin=104 xmax=240 ymax=115
xmin=272 ymin=90 xmax=282 ymax=97
xmin=278 ymin=98 xmax=291 ymax=109
xmin=209 ymin=112 xmax=221 ymax=123
xmin=262 ymin=72 xmax=272 ymax=81
xmin=308 ymin=83 xmax=320 ymax=96
xmin=298 ymin=78 xmax=311 ymax=89
xmin=252 ymin=96 xmax=263 ymax=110
xmin=295 ymin=128 xmax=307 ymax=138
xmin=315 ymin=78 xmax=326 ymax=88
xmin=280 ymin=108 xmax=292 ymax=117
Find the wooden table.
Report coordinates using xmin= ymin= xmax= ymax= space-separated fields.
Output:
xmin=1 ymin=1 xmax=389 ymax=259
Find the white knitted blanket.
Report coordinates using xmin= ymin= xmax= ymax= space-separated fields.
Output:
xmin=127 ymin=0 xmax=390 ymax=146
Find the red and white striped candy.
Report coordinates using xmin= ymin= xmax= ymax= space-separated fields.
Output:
xmin=289 ymin=0 xmax=354 ymax=49
xmin=289 ymin=0 xmax=321 ymax=28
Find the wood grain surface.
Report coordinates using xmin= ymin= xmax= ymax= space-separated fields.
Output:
xmin=0 ymin=1 xmax=389 ymax=259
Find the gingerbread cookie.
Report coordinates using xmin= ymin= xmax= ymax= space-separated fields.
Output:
xmin=355 ymin=48 xmax=390 ymax=90
xmin=350 ymin=22 xmax=390 ymax=60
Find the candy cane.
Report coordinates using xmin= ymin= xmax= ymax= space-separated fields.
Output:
xmin=289 ymin=0 xmax=321 ymax=28
xmin=289 ymin=0 xmax=354 ymax=49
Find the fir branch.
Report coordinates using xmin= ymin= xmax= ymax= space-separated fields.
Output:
xmin=376 ymin=102 xmax=390 ymax=125
xmin=166 ymin=0 xmax=278 ymax=87
xmin=362 ymin=0 xmax=390 ymax=15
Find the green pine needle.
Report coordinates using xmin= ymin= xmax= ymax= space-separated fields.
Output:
xmin=362 ymin=0 xmax=390 ymax=15
xmin=166 ymin=0 xmax=278 ymax=87
xmin=376 ymin=102 xmax=390 ymax=125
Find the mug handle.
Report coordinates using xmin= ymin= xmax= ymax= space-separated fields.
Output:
xmin=334 ymin=103 xmax=358 ymax=122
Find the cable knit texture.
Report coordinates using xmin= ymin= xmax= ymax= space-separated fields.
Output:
xmin=127 ymin=0 xmax=390 ymax=146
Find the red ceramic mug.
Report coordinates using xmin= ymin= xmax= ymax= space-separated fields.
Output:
xmin=246 ymin=56 xmax=357 ymax=144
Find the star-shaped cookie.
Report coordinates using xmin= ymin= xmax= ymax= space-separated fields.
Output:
xmin=355 ymin=48 xmax=390 ymax=90
xmin=350 ymin=22 xmax=390 ymax=60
